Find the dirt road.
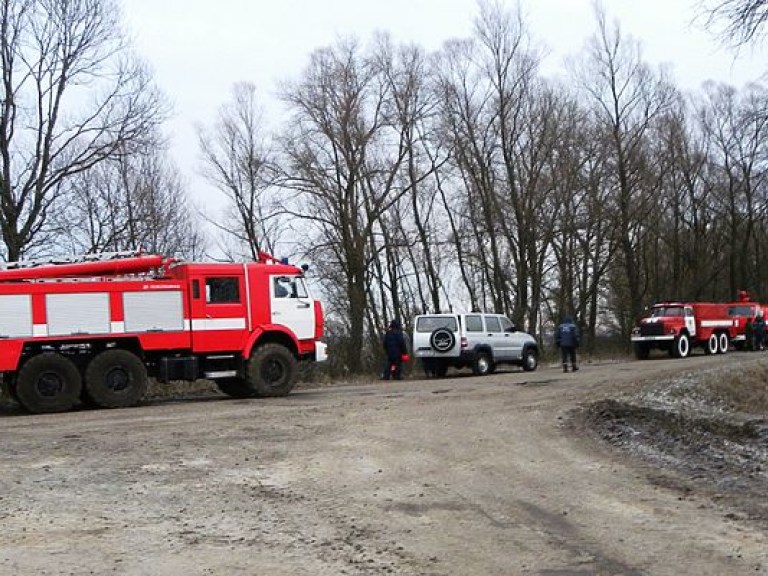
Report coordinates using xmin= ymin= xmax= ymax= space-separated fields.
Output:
xmin=0 ymin=353 xmax=766 ymax=575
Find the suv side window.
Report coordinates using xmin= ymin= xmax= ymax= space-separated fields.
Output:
xmin=500 ymin=316 xmax=515 ymax=332
xmin=465 ymin=315 xmax=483 ymax=332
xmin=484 ymin=315 xmax=502 ymax=333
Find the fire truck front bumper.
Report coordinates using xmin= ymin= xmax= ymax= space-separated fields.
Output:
xmin=630 ymin=335 xmax=675 ymax=342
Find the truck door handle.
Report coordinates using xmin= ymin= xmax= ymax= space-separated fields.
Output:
xmin=297 ymin=302 xmax=310 ymax=309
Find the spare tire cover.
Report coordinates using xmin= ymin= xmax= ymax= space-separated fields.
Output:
xmin=430 ymin=328 xmax=456 ymax=353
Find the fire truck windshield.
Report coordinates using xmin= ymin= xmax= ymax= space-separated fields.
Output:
xmin=651 ymin=306 xmax=684 ymax=317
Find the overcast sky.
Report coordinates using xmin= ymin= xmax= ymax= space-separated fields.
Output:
xmin=121 ymin=0 xmax=768 ymax=219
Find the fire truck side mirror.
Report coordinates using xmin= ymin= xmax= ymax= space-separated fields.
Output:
xmin=301 ymin=264 xmax=309 ymax=272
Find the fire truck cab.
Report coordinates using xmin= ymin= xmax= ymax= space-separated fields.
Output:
xmin=0 ymin=251 xmax=326 ymax=414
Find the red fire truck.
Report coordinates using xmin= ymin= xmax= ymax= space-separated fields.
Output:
xmin=0 ymin=251 xmax=326 ymax=413
xmin=725 ymin=291 xmax=766 ymax=350
xmin=631 ymin=301 xmax=736 ymax=359
xmin=630 ymin=292 xmax=767 ymax=359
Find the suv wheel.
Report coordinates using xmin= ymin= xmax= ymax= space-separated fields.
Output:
xmin=472 ymin=352 xmax=492 ymax=376
xmin=521 ymin=347 xmax=538 ymax=372
xmin=430 ymin=328 xmax=456 ymax=353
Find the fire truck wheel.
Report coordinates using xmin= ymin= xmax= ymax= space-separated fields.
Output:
xmin=705 ymin=333 xmax=718 ymax=355
xmin=247 ymin=344 xmax=297 ymax=397
xmin=634 ymin=343 xmax=650 ymax=360
xmin=215 ymin=378 xmax=255 ymax=399
xmin=673 ymin=334 xmax=690 ymax=358
xmin=15 ymin=352 xmax=82 ymax=414
xmin=718 ymin=332 xmax=729 ymax=354
xmin=84 ymin=349 xmax=148 ymax=408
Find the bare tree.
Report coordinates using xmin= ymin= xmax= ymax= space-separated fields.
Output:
xmin=54 ymin=140 xmax=205 ymax=259
xmin=368 ymin=35 xmax=448 ymax=327
xmin=0 ymin=0 xmax=166 ymax=261
xmin=279 ymin=39 xmax=410 ymax=374
xmin=697 ymin=81 xmax=768 ymax=296
xmin=198 ymin=83 xmax=281 ymax=260
xmin=576 ymin=7 xmax=676 ymax=331
xmin=702 ymin=0 xmax=768 ymax=44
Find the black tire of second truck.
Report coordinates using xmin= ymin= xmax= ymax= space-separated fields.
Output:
xmin=216 ymin=378 xmax=255 ymax=399
xmin=718 ymin=332 xmax=729 ymax=354
xmin=84 ymin=349 xmax=149 ymax=408
xmin=15 ymin=352 xmax=82 ymax=413
xmin=247 ymin=344 xmax=297 ymax=397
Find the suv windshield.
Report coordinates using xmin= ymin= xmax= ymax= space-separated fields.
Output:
xmin=415 ymin=316 xmax=459 ymax=333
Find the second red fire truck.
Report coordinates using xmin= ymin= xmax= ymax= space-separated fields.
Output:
xmin=631 ymin=292 xmax=764 ymax=359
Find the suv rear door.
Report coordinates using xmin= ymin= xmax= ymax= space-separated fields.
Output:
xmin=483 ymin=315 xmax=509 ymax=359
xmin=463 ymin=314 xmax=485 ymax=352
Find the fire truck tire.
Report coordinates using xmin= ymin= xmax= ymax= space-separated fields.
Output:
xmin=705 ymin=333 xmax=718 ymax=355
xmin=15 ymin=352 xmax=82 ymax=413
xmin=215 ymin=378 xmax=254 ymax=399
xmin=83 ymin=349 xmax=148 ymax=408
xmin=718 ymin=332 xmax=729 ymax=354
xmin=673 ymin=334 xmax=690 ymax=358
xmin=247 ymin=344 xmax=297 ymax=397
xmin=633 ymin=343 xmax=650 ymax=360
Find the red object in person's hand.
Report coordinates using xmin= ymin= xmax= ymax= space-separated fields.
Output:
xmin=401 ymin=354 xmax=410 ymax=362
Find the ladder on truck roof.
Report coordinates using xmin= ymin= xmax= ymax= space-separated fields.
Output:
xmin=0 ymin=250 xmax=145 ymax=270
xmin=0 ymin=250 xmax=169 ymax=281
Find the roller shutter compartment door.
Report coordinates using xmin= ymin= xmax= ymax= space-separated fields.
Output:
xmin=123 ymin=291 xmax=184 ymax=333
xmin=0 ymin=294 xmax=33 ymax=338
xmin=46 ymin=293 xmax=110 ymax=336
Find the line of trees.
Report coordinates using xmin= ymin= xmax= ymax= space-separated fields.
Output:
xmin=202 ymin=3 xmax=768 ymax=374
xmin=2 ymin=0 xmax=767 ymax=376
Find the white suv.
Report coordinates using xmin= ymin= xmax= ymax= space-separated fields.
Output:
xmin=412 ymin=313 xmax=539 ymax=377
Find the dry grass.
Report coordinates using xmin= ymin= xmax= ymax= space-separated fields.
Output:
xmin=700 ymin=362 xmax=768 ymax=414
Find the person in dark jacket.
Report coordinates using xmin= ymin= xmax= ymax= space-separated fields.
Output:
xmin=753 ymin=312 xmax=766 ymax=351
xmin=555 ymin=315 xmax=580 ymax=373
xmin=381 ymin=320 xmax=408 ymax=380
xmin=745 ymin=318 xmax=754 ymax=351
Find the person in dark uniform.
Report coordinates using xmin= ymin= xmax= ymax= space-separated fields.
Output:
xmin=381 ymin=320 xmax=408 ymax=380
xmin=753 ymin=311 xmax=766 ymax=351
xmin=555 ymin=315 xmax=580 ymax=373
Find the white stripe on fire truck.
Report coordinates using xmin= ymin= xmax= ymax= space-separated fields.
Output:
xmin=700 ymin=320 xmax=734 ymax=327
xmin=190 ymin=318 xmax=247 ymax=331
xmin=28 ymin=317 xmax=246 ymax=337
